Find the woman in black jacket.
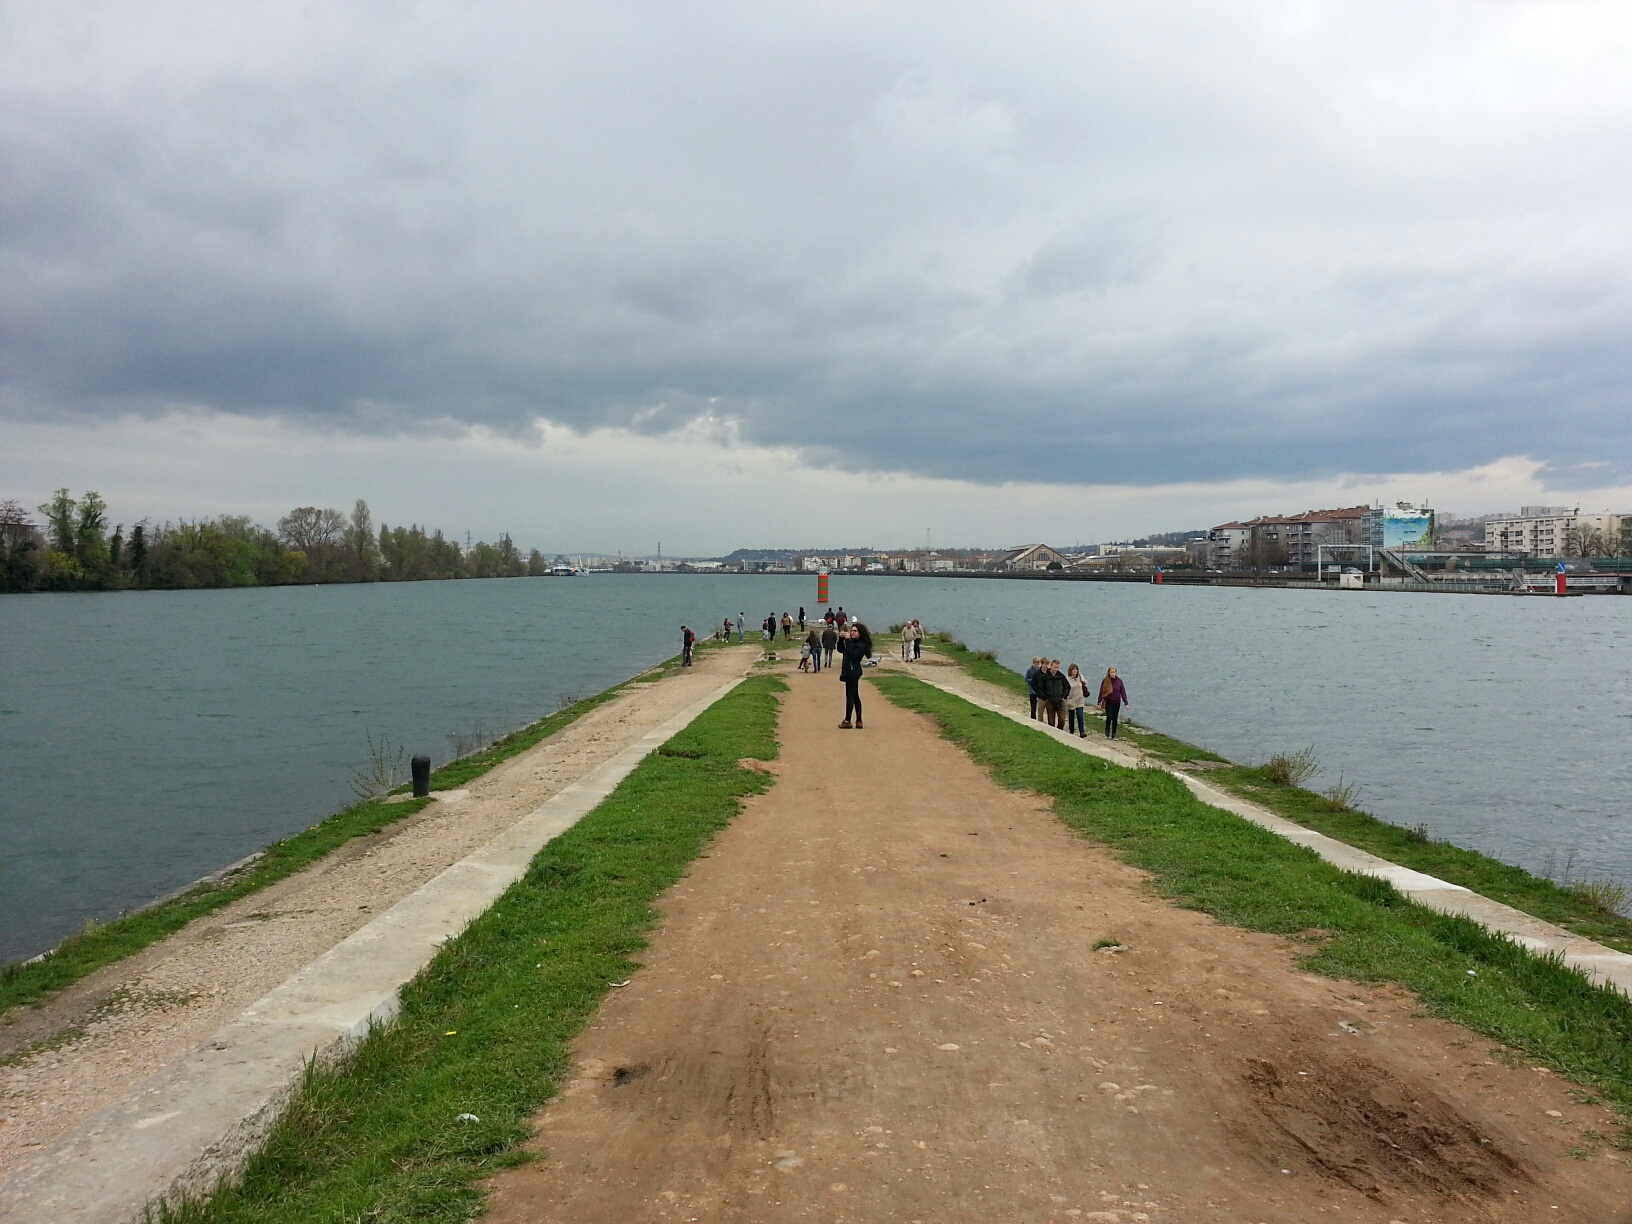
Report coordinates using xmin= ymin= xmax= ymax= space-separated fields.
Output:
xmin=837 ymin=624 xmax=871 ymax=729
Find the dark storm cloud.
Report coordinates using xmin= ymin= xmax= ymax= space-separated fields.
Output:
xmin=4 ymin=1 xmax=1630 ymax=487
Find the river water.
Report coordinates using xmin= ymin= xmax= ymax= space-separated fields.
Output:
xmin=2 ymin=575 xmax=1628 ymax=962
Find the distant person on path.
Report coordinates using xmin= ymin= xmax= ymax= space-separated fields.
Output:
xmin=782 ymin=612 xmax=793 ymax=640
xmin=824 ymin=608 xmax=835 ymax=627
xmin=821 ymin=622 xmax=838 ymax=668
xmin=911 ymin=619 xmax=924 ymax=659
xmin=1098 ymin=667 xmax=1128 ymax=739
xmin=836 ymin=607 xmax=848 ymax=627
xmin=736 ymin=612 xmax=745 ymax=642
xmin=798 ymin=606 xmax=806 ymax=630
xmin=806 ymin=627 xmax=823 ymax=672
xmin=763 ymin=614 xmax=775 ymax=642
xmin=837 ymin=623 xmax=870 ymax=729
xmin=1039 ymin=659 xmax=1068 ymax=728
xmin=1025 ymin=657 xmax=1043 ymax=719
xmin=680 ymin=625 xmax=694 ymax=667
xmin=1065 ymin=664 xmax=1090 ymax=737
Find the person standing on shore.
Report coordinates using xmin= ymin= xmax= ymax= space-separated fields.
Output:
xmin=821 ymin=621 xmax=838 ymax=668
xmin=722 ymin=616 xmax=732 ymax=642
xmin=798 ymin=606 xmax=806 ymax=631
xmin=1065 ymin=664 xmax=1090 ymax=736
xmin=736 ymin=612 xmax=745 ymax=642
xmin=680 ymin=625 xmax=695 ymax=666
xmin=911 ymin=619 xmax=924 ymax=659
xmin=1025 ymin=657 xmax=1043 ymax=719
xmin=1098 ymin=667 xmax=1129 ymax=739
xmin=782 ymin=612 xmax=793 ymax=640
xmin=838 ymin=623 xmax=870 ymax=728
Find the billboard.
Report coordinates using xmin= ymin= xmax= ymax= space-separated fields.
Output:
xmin=1382 ymin=513 xmax=1433 ymax=551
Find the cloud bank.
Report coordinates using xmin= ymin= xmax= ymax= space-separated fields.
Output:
xmin=4 ymin=0 xmax=1631 ymax=515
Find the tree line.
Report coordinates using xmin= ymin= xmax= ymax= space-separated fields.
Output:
xmin=0 ymin=491 xmax=553 ymax=593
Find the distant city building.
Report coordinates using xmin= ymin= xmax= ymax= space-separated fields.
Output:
xmin=1002 ymin=543 xmax=1069 ymax=571
xmin=1484 ymin=511 xmax=1624 ymax=558
xmin=1206 ymin=503 xmax=1446 ymax=569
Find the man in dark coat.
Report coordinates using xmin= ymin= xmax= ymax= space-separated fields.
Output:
xmin=821 ymin=623 xmax=838 ymax=668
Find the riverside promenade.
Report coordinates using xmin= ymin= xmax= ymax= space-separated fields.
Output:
xmin=5 ymin=643 xmax=1632 ymax=1222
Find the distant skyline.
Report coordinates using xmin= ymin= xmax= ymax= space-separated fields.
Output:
xmin=6 ymin=2 xmax=1631 ymax=555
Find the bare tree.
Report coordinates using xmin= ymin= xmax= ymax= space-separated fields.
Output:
xmin=277 ymin=506 xmax=347 ymax=552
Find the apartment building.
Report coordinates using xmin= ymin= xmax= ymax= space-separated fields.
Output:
xmin=1484 ymin=511 xmax=1623 ymax=557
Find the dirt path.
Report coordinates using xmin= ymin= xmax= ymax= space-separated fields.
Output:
xmin=0 ymin=646 xmax=751 ymax=1176
xmin=482 ymin=660 xmax=1631 ymax=1224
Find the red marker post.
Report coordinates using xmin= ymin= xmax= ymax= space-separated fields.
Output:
xmin=817 ymin=570 xmax=830 ymax=604
xmin=1555 ymin=563 xmax=1567 ymax=595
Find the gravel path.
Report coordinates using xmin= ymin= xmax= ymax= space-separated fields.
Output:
xmin=0 ymin=647 xmax=753 ymax=1177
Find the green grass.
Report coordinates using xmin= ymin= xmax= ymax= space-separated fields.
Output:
xmin=924 ymin=641 xmax=1632 ymax=950
xmin=871 ymin=673 xmax=1632 ymax=1117
xmin=156 ymin=674 xmax=784 ymax=1224
xmin=1 ymin=651 xmax=720 ymax=1019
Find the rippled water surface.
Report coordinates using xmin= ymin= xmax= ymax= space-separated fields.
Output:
xmin=3 ymin=575 xmax=1628 ymax=961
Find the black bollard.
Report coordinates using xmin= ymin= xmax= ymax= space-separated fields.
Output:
xmin=411 ymin=754 xmax=431 ymax=798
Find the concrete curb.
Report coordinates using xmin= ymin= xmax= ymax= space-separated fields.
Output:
xmin=0 ymin=677 xmax=748 ymax=1224
xmin=893 ymin=666 xmax=1632 ymax=998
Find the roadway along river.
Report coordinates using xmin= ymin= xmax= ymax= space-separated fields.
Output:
xmin=2 ymin=575 xmax=1628 ymax=962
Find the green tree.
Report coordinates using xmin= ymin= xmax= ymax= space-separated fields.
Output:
xmin=39 ymin=488 xmax=76 ymax=554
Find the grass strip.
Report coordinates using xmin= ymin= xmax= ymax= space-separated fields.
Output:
xmin=872 ymin=673 xmax=1632 ymax=1124
xmin=0 ymin=650 xmax=718 ymax=1018
xmin=158 ymin=674 xmax=783 ymax=1224
xmin=923 ymin=637 xmax=1632 ymax=951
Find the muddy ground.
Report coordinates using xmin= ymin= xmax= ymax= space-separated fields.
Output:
xmin=483 ymin=657 xmax=1632 ymax=1224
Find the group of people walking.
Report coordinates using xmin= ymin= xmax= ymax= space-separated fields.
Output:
xmin=1027 ymin=658 xmax=1129 ymax=739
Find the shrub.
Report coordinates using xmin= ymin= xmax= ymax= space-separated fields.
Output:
xmin=1323 ymin=775 xmax=1362 ymax=811
xmin=1261 ymin=745 xmax=1318 ymax=787
xmin=1569 ymin=878 xmax=1630 ymax=918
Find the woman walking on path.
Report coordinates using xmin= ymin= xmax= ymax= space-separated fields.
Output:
xmin=1098 ymin=667 xmax=1129 ymax=739
xmin=805 ymin=627 xmax=823 ymax=672
xmin=1025 ymin=658 xmax=1043 ymax=719
xmin=837 ymin=624 xmax=870 ymax=729
xmin=911 ymin=620 xmax=924 ymax=659
xmin=1065 ymin=664 xmax=1090 ymax=737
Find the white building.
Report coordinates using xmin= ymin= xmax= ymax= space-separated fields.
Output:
xmin=1484 ymin=511 xmax=1623 ymax=557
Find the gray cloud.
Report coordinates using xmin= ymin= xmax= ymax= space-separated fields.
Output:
xmin=4 ymin=1 xmax=1630 ymax=489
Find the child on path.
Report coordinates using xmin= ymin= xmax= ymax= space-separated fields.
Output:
xmin=1098 ymin=667 xmax=1129 ymax=739
xmin=798 ymin=641 xmax=811 ymax=671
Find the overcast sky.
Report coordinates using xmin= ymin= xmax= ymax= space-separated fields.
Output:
xmin=5 ymin=1 xmax=1631 ymax=553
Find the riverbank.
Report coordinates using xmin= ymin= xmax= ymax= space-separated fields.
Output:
xmin=0 ymin=641 xmax=751 ymax=1215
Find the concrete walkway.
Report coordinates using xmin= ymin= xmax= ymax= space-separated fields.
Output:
xmin=0 ymin=677 xmax=747 ymax=1224
xmin=899 ymin=660 xmax=1632 ymax=999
